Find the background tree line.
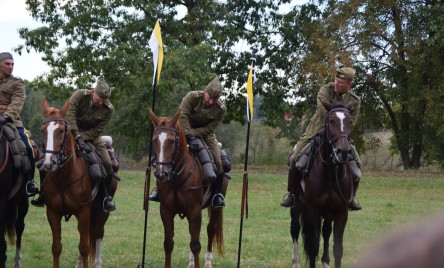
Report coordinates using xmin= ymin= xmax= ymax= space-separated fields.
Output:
xmin=16 ymin=0 xmax=444 ymax=169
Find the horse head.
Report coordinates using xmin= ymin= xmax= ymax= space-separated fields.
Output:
xmin=148 ymin=108 xmax=185 ymax=181
xmin=321 ymin=100 xmax=354 ymax=164
xmin=40 ymin=97 xmax=71 ymax=171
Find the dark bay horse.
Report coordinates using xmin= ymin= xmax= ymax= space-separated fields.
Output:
xmin=148 ymin=109 xmax=227 ymax=268
xmin=40 ymin=98 xmax=117 ymax=268
xmin=0 ymin=125 xmax=29 ymax=268
xmin=290 ymin=101 xmax=355 ymax=268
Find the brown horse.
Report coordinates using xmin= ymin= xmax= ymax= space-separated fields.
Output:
xmin=148 ymin=109 xmax=227 ymax=268
xmin=40 ymin=98 xmax=117 ymax=268
xmin=290 ymin=101 xmax=355 ymax=268
xmin=0 ymin=127 xmax=29 ymax=268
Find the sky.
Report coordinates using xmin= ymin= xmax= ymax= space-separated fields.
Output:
xmin=0 ymin=0 xmax=307 ymax=81
xmin=0 ymin=0 xmax=50 ymax=80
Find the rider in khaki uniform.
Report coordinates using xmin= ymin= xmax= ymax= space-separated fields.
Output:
xmin=280 ymin=67 xmax=363 ymax=210
xmin=0 ymin=52 xmax=39 ymax=196
xmin=150 ymin=76 xmax=227 ymax=208
xmin=32 ymin=78 xmax=116 ymax=212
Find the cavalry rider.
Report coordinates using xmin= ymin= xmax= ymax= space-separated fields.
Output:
xmin=32 ymin=78 xmax=116 ymax=212
xmin=0 ymin=52 xmax=39 ymax=196
xmin=150 ymin=76 xmax=227 ymax=208
xmin=280 ymin=67 xmax=363 ymax=211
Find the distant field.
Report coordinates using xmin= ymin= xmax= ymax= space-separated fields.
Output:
xmin=6 ymin=169 xmax=444 ymax=267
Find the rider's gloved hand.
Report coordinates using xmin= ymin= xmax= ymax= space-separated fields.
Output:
xmin=75 ymin=135 xmax=90 ymax=153
xmin=0 ymin=114 xmax=11 ymax=125
xmin=186 ymin=135 xmax=199 ymax=153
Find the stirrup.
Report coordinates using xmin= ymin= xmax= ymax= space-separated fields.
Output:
xmin=212 ymin=193 xmax=225 ymax=208
xmin=148 ymin=188 xmax=159 ymax=202
xmin=103 ymin=196 xmax=116 ymax=212
xmin=26 ymin=181 xmax=39 ymax=197
xmin=280 ymin=192 xmax=295 ymax=208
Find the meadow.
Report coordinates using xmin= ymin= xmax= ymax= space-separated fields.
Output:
xmin=6 ymin=169 xmax=444 ymax=268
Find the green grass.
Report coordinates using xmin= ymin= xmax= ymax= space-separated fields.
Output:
xmin=6 ymin=170 xmax=444 ymax=267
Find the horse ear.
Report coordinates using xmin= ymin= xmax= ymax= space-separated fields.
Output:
xmin=170 ymin=109 xmax=181 ymax=125
xmin=60 ymin=100 xmax=70 ymax=117
xmin=148 ymin=108 xmax=159 ymax=127
xmin=42 ymin=97 xmax=49 ymax=116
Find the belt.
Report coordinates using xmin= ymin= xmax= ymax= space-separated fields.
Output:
xmin=0 ymin=104 xmax=8 ymax=110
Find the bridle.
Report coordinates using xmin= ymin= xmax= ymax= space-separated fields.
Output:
xmin=41 ymin=118 xmax=72 ymax=169
xmin=321 ymin=106 xmax=354 ymax=203
xmin=323 ymin=107 xmax=351 ymax=165
xmin=153 ymin=126 xmax=188 ymax=181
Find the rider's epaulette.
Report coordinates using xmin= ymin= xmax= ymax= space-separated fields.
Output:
xmin=194 ymin=91 xmax=202 ymax=98
xmin=82 ymin=89 xmax=91 ymax=95
xmin=349 ymin=91 xmax=361 ymax=101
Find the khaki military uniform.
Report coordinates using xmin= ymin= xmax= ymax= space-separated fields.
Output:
xmin=293 ymin=82 xmax=361 ymax=159
xmin=179 ymin=90 xmax=226 ymax=174
xmin=65 ymin=89 xmax=114 ymax=177
xmin=0 ymin=75 xmax=25 ymax=127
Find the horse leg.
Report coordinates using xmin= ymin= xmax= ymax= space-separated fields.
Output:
xmin=75 ymin=208 xmax=91 ymax=268
xmin=290 ymin=204 xmax=302 ymax=268
xmin=333 ymin=212 xmax=348 ymax=268
xmin=14 ymin=193 xmax=29 ymax=268
xmin=0 ymin=230 xmax=5 ymax=268
xmin=187 ymin=208 xmax=202 ymax=268
xmin=160 ymin=208 xmax=174 ymax=268
xmin=321 ymin=218 xmax=332 ymax=268
xmin=46 ymin=209 xmax=63 ymax=268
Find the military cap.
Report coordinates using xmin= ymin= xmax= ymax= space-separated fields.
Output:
xmin=205 ymin=76 xmax=223 ymax=99
xmin=0 ymin=52 xmax=13 ymax=61
xmin=336 ymin=67 xmax=356 ymax=80
xmin=94 ymin=77 xmax=111 ymax=99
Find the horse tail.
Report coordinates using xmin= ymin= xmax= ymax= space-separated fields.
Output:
xmin=208 ymin=206 xmax=224 ymax=255
xmin=5 ymin=198 xmax=18 ymax=244
xmin=301 ymin=206 xmax=321 ymax=264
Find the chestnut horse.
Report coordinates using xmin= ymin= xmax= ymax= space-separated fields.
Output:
xmin=290 ymin=101 xmax=355 ymax=268
xmin=148 ymin=109 xmax=227 ymax=268
xmin=40 ymin=98 xmax=117 ymax=268
xmin=0 ymin=127 xmax=29 ymax=268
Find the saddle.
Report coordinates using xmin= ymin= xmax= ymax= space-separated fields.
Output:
xmin=295 ymin=129 xmax=323 ymax=177
xmin=1 ymin=123 xmax=31 ymax=172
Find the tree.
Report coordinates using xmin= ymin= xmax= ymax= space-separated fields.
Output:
xmin=17 ymin=0 xmax=290 ymax=157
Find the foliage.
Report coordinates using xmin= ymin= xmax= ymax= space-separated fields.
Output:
xmin=15 ymin=0 xmax=444 ymax=167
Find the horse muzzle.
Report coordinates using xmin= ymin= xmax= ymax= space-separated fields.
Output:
xmin=154 ymin=165 xmax=174 ymax=181
xmin=334 ymin=148 xmax=351 ymax=163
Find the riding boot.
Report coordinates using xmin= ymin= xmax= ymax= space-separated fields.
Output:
xmin=149 ymin=187 xmax=160 ymax=202
xmin=212 ymin=174 xmax=225 ymax=208
xmin=103 ymin=175 xmax=116 ymax=212
xmin=349 ymin=161 xmax=362 ymax=211
xmin=280 ymin=167 xmax=298 ymax=208
xmin=31 ymin=170 xmax=46 ymax=207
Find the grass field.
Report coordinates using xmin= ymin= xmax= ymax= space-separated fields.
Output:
xmin=6 ymin=169 xmax=444 ymax=268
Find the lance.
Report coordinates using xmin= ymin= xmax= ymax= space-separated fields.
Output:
xmin=237 ymin=58 xmax=256 ymax=268
xmin=139 ymin=20 xmax=163 ymax=268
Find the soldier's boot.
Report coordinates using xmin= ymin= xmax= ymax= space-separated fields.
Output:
xmin=31 ymin=165 xmax=46 ymax=207
xmin=280 ymin=167 xmax=299 ymax=208
xmin=31 ymin=192 xmax=45 ymax=207
xmin=149 ymin=187 xmax=160 ymax=202
xmin=103 ymin=175 xmax=116 ymax=212
xmin=212 ymin=174 xmax=225 ymax=209
xmin=349 ymin=160 xmax=362 ymax=211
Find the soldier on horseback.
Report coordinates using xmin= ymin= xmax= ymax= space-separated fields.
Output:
xmin=150 ymin=76 xmax=228 ymax=208
xmin=32 ymin=78 xmax=117 ymax=212
xmin=280 ymin=67 xmax=363 ymax=211
xmin=0 ymin=52 xmax=39 ymax=197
